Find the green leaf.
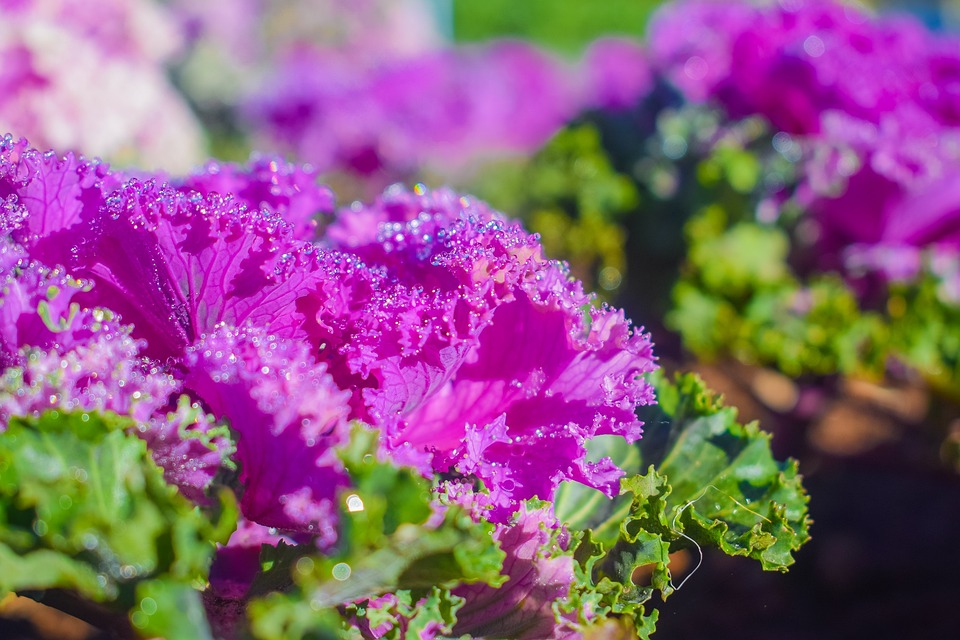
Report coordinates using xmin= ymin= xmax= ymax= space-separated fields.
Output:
xmin=470 ymin=123 xmax=638 ymax=296
xmin=246 ymin=594 xmax=344 ymax=640
xmin=670 ymin=213 xmax=887 ymax=379
xmin=336 ymin=425 xmax=434 ymax=541
xmin=556 ymin=371 xmax=810 ymax=633
xmin=130 ymin=579 xmax=214 ymax=640
xmin=0 ymin=410 xmax=236 ymax=622
xmin=343 ymin=587 xmax=466 ymax=640
xmin=888 ymin=274 xmax=960 ymax=397
xmin=453 ymin=0 xmax=656 ymax=54
xmin=246 ymin=426 xmax=505 ymax=640
xmin=635 ymin=372 xmax=811 ymax=571
xmin=687 ymin=222 xmax=791 ymax=299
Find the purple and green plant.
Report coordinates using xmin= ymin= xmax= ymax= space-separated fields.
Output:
xmin=0 ymin=134 xmax=809 ymax=638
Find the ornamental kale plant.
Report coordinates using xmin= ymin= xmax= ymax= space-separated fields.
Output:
xmin=646 ymin=0 xmax=960 ymax=396
xmin=244 ymin=38 xmax=651 ymax=194
xmin=481 ymin=0 xmax=960 ymax=418
xmin=170 ymin=0 xmax=653 ymax=195
xmin=0 ymin=135 xmax=809 ymax=638
xmin=0 ymin=0 xmax=205 ymax=171
xmin=649 ymin=0 xmax=960 ymax=278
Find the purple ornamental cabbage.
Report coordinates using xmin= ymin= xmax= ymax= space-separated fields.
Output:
xmin=650 ymin=0 xmax=960 ymax=295
xmin=245 ymin=41 xmax=583 ymax=183
xmin=244 ymin=38 xmax=652 ymax=188
xmin=796 ymin=109 xmax=960 ymax=287
xmin=0 ymin=136 xmax=660 ymax=627
xmin=0 ymin=136 xmax=353 ymax=533
xmin=648 ymin=0 xmax=944 ymax=134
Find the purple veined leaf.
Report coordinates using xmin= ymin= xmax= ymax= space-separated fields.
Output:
xmin=0 ymin=239 xmax=119 ymax=370
xmin=0 ymin=142 xmax=342 ymax=363
xmin=452 ymin=501 xmax=579 ymax=639
xmin=71 ymin=179 xmax=339 ymax=361
xmin=0 ymin=136 xmax=124 ymax=268
xmin=419 ymin=285 xmax=655 ymax=519
xmin=183 ymin=324 xmax=351 ymax=538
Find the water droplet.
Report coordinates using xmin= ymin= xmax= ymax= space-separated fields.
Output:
xmin=296 ymin=557 xmax=315 ymax=575
xmin=139 ymin=597 xmax=158 ymax=615
xmin=332 ymin=563 xmax=351 ymax=581
xmin=346 ymin=494 xmax=365 ymax=513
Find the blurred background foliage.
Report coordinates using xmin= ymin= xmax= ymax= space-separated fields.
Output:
xmin=450 ymin=0 xmax=657 ymax=52
xmin=451 ymin=0 xmax=960 ymax=48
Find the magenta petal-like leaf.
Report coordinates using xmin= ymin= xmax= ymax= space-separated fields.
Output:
xmin=0 ymin=137 xmax=123 ymax=266
xmin=327 ymin=186 xmax=657 ymax=517
xmin=453 ymin=502 xmax=577 ymax=639
xmin=184 ymin=325 xmax=351 ymax=538
xmin=76 ymin=180 xmax=329 ymax=360
xmin=0 ymin=240 xmax=119 ymax=370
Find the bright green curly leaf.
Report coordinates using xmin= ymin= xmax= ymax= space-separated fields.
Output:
xmin=556 ymin=371 xmax=810 ymax=635
xmin=0 ymin=409 xmax=236 ymax=625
